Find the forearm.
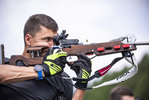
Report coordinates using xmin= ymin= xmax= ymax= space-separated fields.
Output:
xmin=0 ymin=65 xmax=45 ymax=84
xmin=72 ymin=89 xmax=86 ymax=100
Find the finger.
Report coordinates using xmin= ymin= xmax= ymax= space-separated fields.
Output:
xmin=57 ymin=52 xmax=68 ymax=57
xmin=71 ymin=64 xmax=80 ymax=74
xmin=79 ymin=54 xmax=91 ymax=66
xmin=73 ymin=60 xmax=88 ymax=69
xmin=47 ymin=52 xmax=67 ymax=60
xmin=79 ymin=54 xmax=90 ymax=61
xmin=58 ymin=57 xmax=67 ymax=63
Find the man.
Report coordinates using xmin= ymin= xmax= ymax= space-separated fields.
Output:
xmin=110 ymin=85 xmax=135 ymax=100
xmin=0 ymin=14 xmax=91 ymax=100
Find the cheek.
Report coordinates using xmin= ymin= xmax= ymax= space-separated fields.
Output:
xmin=31 ymin=41 xmax=55 ymax=49
xmin=31 ymin=41 xmax=50 ymax=47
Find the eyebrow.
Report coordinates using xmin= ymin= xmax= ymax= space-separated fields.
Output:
xmin=42 ymin=36 xmax=53 ymax=39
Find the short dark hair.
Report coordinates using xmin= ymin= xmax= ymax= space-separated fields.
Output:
xmin=23 ymin=14 xmax=58 ymax=44
xmin=110 ymin=85 xmax=134 ymax=100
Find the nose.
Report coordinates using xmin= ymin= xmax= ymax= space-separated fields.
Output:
xmin=48 ymin=40 xmax=54 ymax=49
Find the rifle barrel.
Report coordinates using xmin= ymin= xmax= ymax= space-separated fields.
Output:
xmin=126 ymin=42 xmax=149 ymax=46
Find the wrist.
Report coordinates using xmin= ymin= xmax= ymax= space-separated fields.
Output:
xmin=72 ymin=89 xmax=86 ymax=100
xmin=33 ymin=67 xmax=45 ymax=78
xmin=42 ymin=63 xmax=51 ymax=77
xmin=75 ymin=82 xmax=88 ymax=89
xmin=42 ymin=71 xmax=45 ymax=77
xmin=34 ymin=65 xmax=43 ymax=80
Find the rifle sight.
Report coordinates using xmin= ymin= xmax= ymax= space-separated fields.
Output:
xmin=53 ymin=30 xmax=83 ymax=48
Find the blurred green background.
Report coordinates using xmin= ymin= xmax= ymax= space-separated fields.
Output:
xmin=84 ymin=54 xmax=149 ymax=100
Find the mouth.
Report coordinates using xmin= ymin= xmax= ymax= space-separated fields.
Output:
xmin=42 ymin=47 xmax=49 ymax=53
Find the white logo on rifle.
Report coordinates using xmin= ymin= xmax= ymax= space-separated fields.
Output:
xmin=116 ymin=71 xmax=130 ymax=80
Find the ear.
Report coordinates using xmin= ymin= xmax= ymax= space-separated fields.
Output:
xmin=25 ymin=34 xmax=32 ymax=46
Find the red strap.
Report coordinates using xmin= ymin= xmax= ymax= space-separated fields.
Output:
xmin=99 ymin=65 xmax=111 ymax=76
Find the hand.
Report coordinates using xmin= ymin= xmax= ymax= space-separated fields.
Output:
xmin=42 ymin=49 xmax=67 ymax=77
xmin=71 ymin=54 xmax=92 ymax=88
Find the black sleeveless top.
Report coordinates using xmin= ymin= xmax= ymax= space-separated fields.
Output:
xmin=0 ymin=61 xmax=73 ymax=100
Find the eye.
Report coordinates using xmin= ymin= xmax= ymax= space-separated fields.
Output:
xmin=44 ymin=37 xmax=53 ymax=42
xmin=43 ymin=38 xmax=49 ymax=42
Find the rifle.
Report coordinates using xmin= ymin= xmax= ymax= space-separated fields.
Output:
xmin=1 ymin=30 xmax=149 ymax=89
xmin=7 ymin=30 xmax=149 ymax=66
xmin=0 ymin=44 xmax=5 ymax=65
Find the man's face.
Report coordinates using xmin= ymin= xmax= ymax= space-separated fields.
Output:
xmin=121 ymin=95 xmax=135 ymax=100
xmin=29 ymin=26 xmax=57 ymax=56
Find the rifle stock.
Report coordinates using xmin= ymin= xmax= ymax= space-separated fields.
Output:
xmin=0 ymin=44 xmax=5 ymax=65
xmin=9 ymin=55 xmax=43 ymax=66
xmin=9 ymin=46 xmax=46 ymax=66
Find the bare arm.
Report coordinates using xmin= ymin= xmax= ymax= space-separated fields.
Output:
xmin=0 ymin=65 xmax=45 ymax=84
xmin=72 ymin=89 xmax=86 ymax=100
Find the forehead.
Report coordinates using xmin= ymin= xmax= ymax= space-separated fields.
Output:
xmin=35 ymin=26 xmax=57 ymax=37
xmin=121 ymin=96 xmax=135 ymax=100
